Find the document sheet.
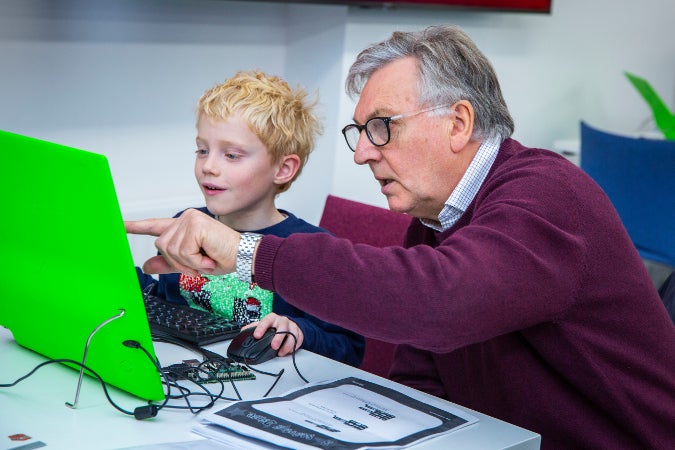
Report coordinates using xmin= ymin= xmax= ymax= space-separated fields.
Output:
xmin=194 ymin=377 xmax=478 ymax=450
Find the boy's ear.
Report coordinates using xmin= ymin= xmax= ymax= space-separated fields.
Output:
xmin=274 ymin=154 xmax=301 ymax=185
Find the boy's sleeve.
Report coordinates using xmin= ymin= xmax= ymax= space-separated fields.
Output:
xmin=274 ymin=293 xmax=365 ymax=367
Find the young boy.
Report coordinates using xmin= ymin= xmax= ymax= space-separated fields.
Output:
xmin=137 ymin=70 xmax=364 ymax=367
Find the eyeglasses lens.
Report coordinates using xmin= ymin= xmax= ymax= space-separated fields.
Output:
xmin=344 ymin=126 xmax=360 ymax=151
xmin=366 ymin=118 xmax=389 ymax=146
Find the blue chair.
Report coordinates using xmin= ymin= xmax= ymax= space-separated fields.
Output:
xmin=580 ymin=121 xmax=675 ymax=267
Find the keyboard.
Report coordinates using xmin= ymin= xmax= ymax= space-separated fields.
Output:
xmin=143 ymin=295 xmax=241 ymax=346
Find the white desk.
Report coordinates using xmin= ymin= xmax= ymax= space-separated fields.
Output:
xmin=0 ymin=327 xmax=540 ymax=450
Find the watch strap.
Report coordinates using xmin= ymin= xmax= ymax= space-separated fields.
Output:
xmin=236 ymin=232 xmax=263 ymax=284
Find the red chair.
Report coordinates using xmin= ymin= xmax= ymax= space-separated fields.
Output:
xmin=319 ymin=194 xmax=412 ymax=378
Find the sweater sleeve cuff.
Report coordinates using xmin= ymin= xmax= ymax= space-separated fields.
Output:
xmin=253 ymin=234 xmax=284 ymax=291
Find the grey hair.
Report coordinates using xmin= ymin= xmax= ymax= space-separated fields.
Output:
xmin=345 ymin=25 xmax=514 ymax=140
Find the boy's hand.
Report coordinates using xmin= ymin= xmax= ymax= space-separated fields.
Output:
xmin=124 ymin=208 xmax=240 ymax=276
xmin=248 ymin=313 xmax=304 ymax=357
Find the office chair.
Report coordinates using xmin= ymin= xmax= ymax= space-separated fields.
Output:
xmin=319 ymin=194 xmax=412 ymax=378
xmin=579 ymin=121 xmax=675 ymax=268
xmin=658 ymin=270 xmax=675 ymax=323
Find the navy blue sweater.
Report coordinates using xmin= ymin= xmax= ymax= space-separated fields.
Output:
xmin=137 ymin=207 xmax=364 ymax=367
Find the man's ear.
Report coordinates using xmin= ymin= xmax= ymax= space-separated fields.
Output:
xmin=274 ymin=154 xmax=301 ymax=186
xmin=449 ymin=100 xmax=475 ymax=153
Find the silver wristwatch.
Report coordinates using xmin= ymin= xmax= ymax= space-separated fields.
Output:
xmin=236 ymin=232 xmax=263 ymax=284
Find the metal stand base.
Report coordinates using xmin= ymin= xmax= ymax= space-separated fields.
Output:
xmin=66 ymin=309 xmax=125 ymax=409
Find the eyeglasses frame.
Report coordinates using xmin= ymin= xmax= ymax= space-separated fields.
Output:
xmin=341 ymin=104 xmax=451 ymax=152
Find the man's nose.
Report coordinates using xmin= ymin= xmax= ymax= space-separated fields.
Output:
xmin=353 ymin=135 xmax=381 ymax=165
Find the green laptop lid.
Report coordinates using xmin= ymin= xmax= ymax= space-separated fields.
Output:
xmin=0 ymin=129 xmax=165 ymax=401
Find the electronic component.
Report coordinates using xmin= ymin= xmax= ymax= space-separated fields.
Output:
xmin=164 ymin=359 xmax=255 ymax=384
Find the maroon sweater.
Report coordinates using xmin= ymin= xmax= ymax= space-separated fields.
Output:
xmin=254 ymin=139 xmax=675 ymax=449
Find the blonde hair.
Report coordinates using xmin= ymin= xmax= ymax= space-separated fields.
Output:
xmin=197 ymin=70 xmax=323 ymax=192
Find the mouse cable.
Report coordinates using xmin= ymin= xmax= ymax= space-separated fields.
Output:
xmin=241 ymin=364 xmax=285 ymax=398
xmin=275 ymin=330 xmax=309 ymax=384
xmin=234 ymin=337 xmax=285 ymax=397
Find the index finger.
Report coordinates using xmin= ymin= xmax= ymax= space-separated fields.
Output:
xmin=124 ymin=218 xmax=175 ymax=237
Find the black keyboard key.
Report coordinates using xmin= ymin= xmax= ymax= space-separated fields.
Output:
xmin=143 ymin=295 xmax=241 ymax=346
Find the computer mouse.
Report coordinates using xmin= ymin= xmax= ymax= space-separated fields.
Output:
xmin=226 ymin=327 xmax=278 ymax=365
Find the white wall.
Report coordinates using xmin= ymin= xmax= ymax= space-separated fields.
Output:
xmin=2 ymin=0 xmax=674 ymax=264
xmin=331 ymin=0 xmax=675 ymax=208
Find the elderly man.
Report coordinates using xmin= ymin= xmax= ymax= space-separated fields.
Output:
xmin=127 ymin=25 xmax=675 ymax=449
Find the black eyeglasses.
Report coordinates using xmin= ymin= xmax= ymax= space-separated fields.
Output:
xmin=341 ymin=104 xmax=450 ymax=152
